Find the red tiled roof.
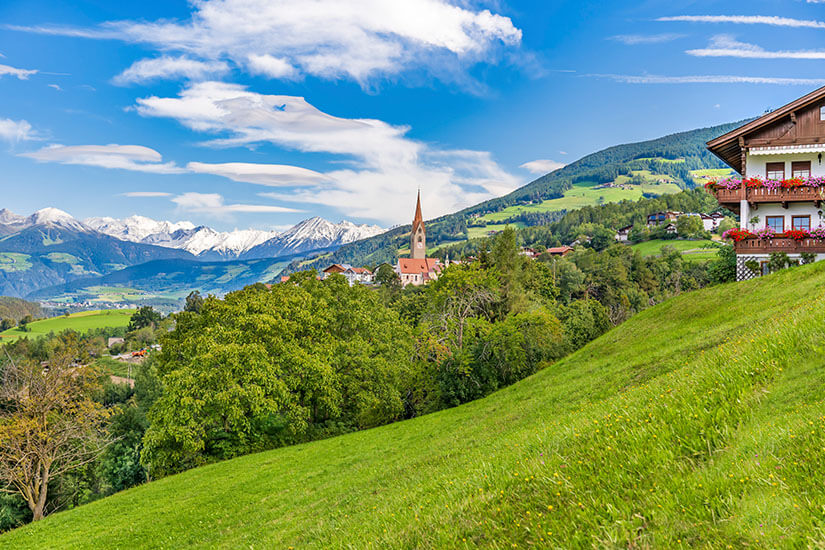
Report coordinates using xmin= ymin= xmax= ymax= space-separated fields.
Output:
xmin=323 ymin=264 xmax=346 ymax=273
xmin=546 ymin=246 xmax=573 ymax=254
xmin=398 ymin=258 xmax=440 ymax=274
xmin=350 ymin=267 xmax=372 ymax=274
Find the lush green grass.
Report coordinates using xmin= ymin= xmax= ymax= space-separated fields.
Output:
xmin=0 ymin=309 xmax=135 ymax=342
xmin=7 ymin=264 xmax=825 ymax=547
xmin=479 ymin=178 xmax=682 ymax=223
xmin=630 ymin=238 xmax=717 ymax=259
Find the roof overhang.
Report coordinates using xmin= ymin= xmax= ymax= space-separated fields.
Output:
xmin=706 ymin=85 xmax=825 ymax=174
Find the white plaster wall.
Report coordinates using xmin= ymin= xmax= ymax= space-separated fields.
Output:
xmin=744 ymin=152 xmax=825 ymax=178
xmin=743 ymin=202 xmax=824 ymax=230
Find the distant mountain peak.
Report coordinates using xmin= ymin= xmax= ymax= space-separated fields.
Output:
xmin=28 ymin=207 xmax=89 ymax=231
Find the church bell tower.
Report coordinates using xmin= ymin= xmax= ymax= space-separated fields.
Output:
xmin=411 ymin=190 xmax=426 ymax=260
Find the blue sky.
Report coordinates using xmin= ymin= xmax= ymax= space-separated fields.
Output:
xmin=2 ymin=0 xmax=825 ymax=231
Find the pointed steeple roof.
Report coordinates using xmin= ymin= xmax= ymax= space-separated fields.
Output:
xmin=412 ymin=190 xmax=424 ymax=234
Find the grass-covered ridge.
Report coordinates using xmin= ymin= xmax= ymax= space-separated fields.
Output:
xmin=0 ymin=309 xmax=134 ymax=341
xmin=5 ymin=263 xmax=825 ymax=548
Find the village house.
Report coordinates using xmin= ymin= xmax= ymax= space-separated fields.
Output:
xmin=395 ymin=191 xmax=444 ymax=287
xmin=706 ymin=86 xmax=825 ymax=279
xmin=699 ymin=212 xmax=726 ymax=232
xmin=614 ymin=225 xmax=633 ymax=242
xmin=322 ymin=264 xmax=373 ymax=286
xmin=646 ymin=211 xmax=681 ymax=227
xmin=546 ymin=245 xmax=574 ymax=257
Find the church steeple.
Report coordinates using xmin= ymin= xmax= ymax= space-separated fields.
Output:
xmin=410 ymin=190 xmax=426 ymax=259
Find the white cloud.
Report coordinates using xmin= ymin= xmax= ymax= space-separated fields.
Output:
xmin=688 ymin=35 xmax=825 ymax=59
xmin=121 ymin=191 xmax=172 ymax=197
xmin=657 ymin=15 xmax=825 ymax=29
xmin=113 ymin=55 xmax=229 ymax=85
xmin=609 ymin=34 xmax=684 ymax=45
xmin=0 ymin=63 xmax=37 ymax=79
xmin=21 ymin=144 xmax=185 ymax=173
xmin=187 ymin=161 xmax=328 ymax=186
xmin=171 ymin=192 xmax=302 ymax=215
xmin=135 ymin=82 xmax=520 ymax=223
xmin=0 ymin=119 xmax=37 ymax=142
xmin=520 ymin=159 xmax=566 ymax=174
xmin=10 ymin=0 xmax=522 ymax=88
xmin=246 ymin=54 xmax=297 ymax=79
xmin=588 ymin=73 xmax=825 ymax=85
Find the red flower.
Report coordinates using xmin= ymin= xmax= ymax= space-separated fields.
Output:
xmin=784 ymin=229 xmax=809 ymax=240
xmin=722 ymin=228 xmax=755 ymax=242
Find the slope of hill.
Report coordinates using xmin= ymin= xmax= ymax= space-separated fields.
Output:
xmin=26 ymin=255 xmax=302 ymax=306
xmin=6 ymin=262 xmax=825 ymax=548
xmin=0 ymin=296 xmax=42 ymax=322
xmin=0 ymin=309 xmax=134 ymax=342
xmin=0 ymin=209 xmax=195 ymax=298
xmin=286 ymin=120 xmax=744 ymax=274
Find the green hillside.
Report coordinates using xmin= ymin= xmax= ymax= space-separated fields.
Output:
xmin=5 ymin=263 xmax=825 ymax=548
xmin=285 ymin=120 xmax=744 ymax=275
xmin=0 ymin=296 xmax=42 ymax=322
xmin=0 ymin=309 xmax=134 ymax=342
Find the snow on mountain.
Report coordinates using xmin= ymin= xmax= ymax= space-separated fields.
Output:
xmin=83 ymin=214 xmax=382 ymax=258
xmin=0 ymin=208 xmax=384 ymax=259
xmin=242 ymin=217 xmax=384 ymax=259
xmin=85 ymin=215 xmax=196 ymax=242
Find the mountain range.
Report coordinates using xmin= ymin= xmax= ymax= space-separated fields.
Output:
xmin=0 ymin=208 xmax=384 ymax=299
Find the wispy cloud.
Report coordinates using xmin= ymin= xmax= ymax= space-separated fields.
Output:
xmin=0 ymin=119 xmax=38 ymax=142
xmin=47 ymin=83 xmax=61 ymax=91
xmin=134 ymin=81 xmax=520 ymax=224
xmin=121 ymin=191 xmax=172 ymax=198
xmin=187 ymin=162 xmax=329 ymax=186
xmin=588 ymin=73 xmax=825 ymax=85
xmin=171 ymin=192 xmax=302 ymax=215
xmin=657 ymin=15 xmax=825 ymax=29
xmin=8 ymin=0 xmax=523 ymax=90
xmin=520 ymin=159 xmax=565 ymax=174
xmin=113 ymin=56 xmax=229 ymax=85
xmin=609 ymin=33 xmax=684 ymax=45
xmin=21 ymin=144 xmax=185 ymax=173
xmin=688 ymin=35 xmax=825 ymax=59
xmin=0 ymin=63 xmax=37 ymax=79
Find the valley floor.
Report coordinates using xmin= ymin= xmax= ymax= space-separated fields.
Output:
xmin=4 ymin=263 xmax=825 ymax=548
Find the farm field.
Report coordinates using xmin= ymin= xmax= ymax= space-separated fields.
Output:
xmin=0 ymin=252 xmax=32 ymax=272
xmin=630 ymin=239 xmax=717 ymax=261
xmin=6 ymin=262 xmax=825 ymax=548
xmin=0 ymin=309 xmax=135 ymax=341
xmin=479 ymin=175 xmax=682 ymax=224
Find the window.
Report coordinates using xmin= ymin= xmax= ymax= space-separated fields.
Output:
xmin=766 ymin=216 xmax=784 ymax=232
xmin=792 ymin=215 xmax=811 ymax=231
xmin=766 ymin=162 xmax=785 ymax=180
xmin=792 ymin=161 xmax=811 ymax=179
xmin=821 ymin=105 xmax=825 ymax=121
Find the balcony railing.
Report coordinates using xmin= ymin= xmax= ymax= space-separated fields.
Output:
xmin=734 ymin=237 xmax=825 ymax=254
xmin=712 ymin=186 xmax=825 ymax=205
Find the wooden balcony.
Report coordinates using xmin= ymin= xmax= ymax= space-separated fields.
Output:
xmin=734 ymin=237 xmax=825 ymax=254
xmin=712 ymin=186 xmax=825 ymax=211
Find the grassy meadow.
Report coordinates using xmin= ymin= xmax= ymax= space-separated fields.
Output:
xmin=0 ymin=309 xmax=135 ymax=342
xmin=5 ymin=263 xmax=825 ymax=547
xmin=630 ymin=238 xmax=718 ymax=261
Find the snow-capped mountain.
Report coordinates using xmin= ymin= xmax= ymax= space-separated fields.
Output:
xmin=242 ymin=217 xmax=384 ymax=259
xmin=84 ymin=214 xmax=384 ymax=259
xmin=0 ymin=207 xmax=91 ymax=234
xmin=84 ymin=215 xmax=278 ymax=258
xmin=85 ymin=215 xmax=196 ymax=242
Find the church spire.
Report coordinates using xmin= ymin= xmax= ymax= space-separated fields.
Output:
xmin=412 ymin=189 xmax=424 ymax=233
xmin=410 ymin=189 xmax=426 ymax=260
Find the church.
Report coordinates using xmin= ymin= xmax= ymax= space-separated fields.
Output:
xmin=395 ymin=191 xmax=443 ymax=286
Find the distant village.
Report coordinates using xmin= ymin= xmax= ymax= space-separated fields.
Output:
xmin=306 ymin=193 xmax=728 ymax=289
